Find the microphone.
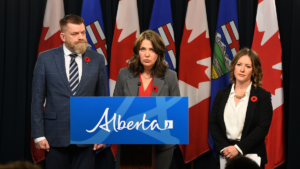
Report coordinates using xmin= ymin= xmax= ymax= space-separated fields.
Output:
xmin=137 ymin=81 xmax=141 ymax=96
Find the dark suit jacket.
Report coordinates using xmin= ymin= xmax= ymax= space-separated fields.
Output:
xmin=31 ymin=45 xmax=108 ymax=147
xmin=209 ymin=84 xmax=273 ymax=165
xmin=113 ymin=67 xmax=180 ymax=151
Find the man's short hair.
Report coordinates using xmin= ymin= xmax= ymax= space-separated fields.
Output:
xmin=59 ymin=14 xmax=85 ymax=32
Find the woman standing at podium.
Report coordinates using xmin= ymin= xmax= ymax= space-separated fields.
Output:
xmin=113 ymin=30 xmax=180 ymax=169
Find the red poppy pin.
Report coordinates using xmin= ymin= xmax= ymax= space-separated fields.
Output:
xmin=251 ymin=96 xmax=258 ymax=102
xmin=84 ymin=56 xmax=90 ymax=63
xmin=152 ymin=86 xmax=158 ymax=92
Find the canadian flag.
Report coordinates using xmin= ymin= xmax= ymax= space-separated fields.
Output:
xmin=178 ymin=0 xmax=211 ymax=163
xmin=251 ymin=0 xmax=285 ymax=168
xmin=37 ymin=1 xmax=64 ymax=55
xmin=109 ymin=0 xmax=140 ymax=96
xmin=31 ymin=0 xmax=64 ymax=164
xmin=109 ymin=0 xmax=140 ymax=159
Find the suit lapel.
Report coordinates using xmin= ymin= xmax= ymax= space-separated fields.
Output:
xmin=54 ymin=46 xmax=72 ymax=95
xmin=127 ymin=73 xmax=140 ymax=96
xmin=242 ymin=85 xmax=259 ymax=138
xmin=126 ymin=73 xmax=165 ymax=96
xmin=151 ymin=75 xmax=165 ymax=96
xmin=76 ymin=52 xmax=91 ymax=95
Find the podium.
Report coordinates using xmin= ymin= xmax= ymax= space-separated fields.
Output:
xmin=70 ymin=97 xmax=189 ymax=168
xmin=119 ymin=145 xmax=156 ymax=169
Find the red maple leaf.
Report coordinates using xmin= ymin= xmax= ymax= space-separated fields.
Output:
xmin=179 ymin=97 xmax=210 ymax=162
xmin=37 ymin=27 xmax=62 ymax=55
xmin=178 ymin=25 xmax=211 ymax=162
xmin=110 ymin=24 xmax=138 ymax=81
xmin=178 ymin=25 xmax=211 ymax=88
xmin=252 ymin=23 xmax=283 ymax=95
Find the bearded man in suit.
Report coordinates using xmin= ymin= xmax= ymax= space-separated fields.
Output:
xmin=31 ymin=14 xmax=107 ymax=169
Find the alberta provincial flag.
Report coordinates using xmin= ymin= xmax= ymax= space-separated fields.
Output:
xmin=81 ymin=0 xmax=109 ymax=95
xmin=149 ymin=0 xmax=176 ymax=71
xmin=209 ymin=0 xmax=239 ymax=153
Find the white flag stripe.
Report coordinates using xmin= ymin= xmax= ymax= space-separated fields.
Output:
xmin=230 ymin=21 xmax=239 ymax=40
xmin=116 ymin=0 xmax=140 ymax=41
xmin=271 ymin=88 xmax=284 ymax=110
xmin=43 ymin=0 xmax=65 ymax=40
xmin=102 ymin=55 xmax=108 ymax=66
xmin=97 ymin=47 xmax=108 ymax=66
xmin=166 ymin=23 xmax=175 ymax=42
xmin=257 ymin=0 xmax=279 ymax=45
xmin=221 ymin=25 xmax=232 ymax=44
xmin=168 ymin=50 xmax=176 ymax=69
xmin=109 ymin=79 xmax=116 ymax=96
xmin=231 ymin=48 xmax=237 ymax=57
xmin=86 ymin=25 xmax=98 ymax=44
xmin=158 ymin=27 xmax=170 ymax=46
xmin=186 ymin=0 xmax=210 ymax=42
xmin=179 ymin=80 xmax=211 ymax=108
xmin=105 ymin=44 xmax=107 ymax=49
xmin=94 ymin=21 xmax=106 ymax=40
xmin=97 ymin=47 xmax=105 ymax=56
xmin=272 ymin=62 xmax=282 ymax=71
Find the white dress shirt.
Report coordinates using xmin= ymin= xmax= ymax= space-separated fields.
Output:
xmin=221 ymin=82 xmax=252 ymax=155
xmin=34 ymin=44 xmax=83 ymax=143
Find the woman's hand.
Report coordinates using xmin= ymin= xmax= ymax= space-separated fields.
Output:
xmin=223 ymin=146 xmax=239 ymax=160
xmin=93 ymin=144 xmax=106 ymax=151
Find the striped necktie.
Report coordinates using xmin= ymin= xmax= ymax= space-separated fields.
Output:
xmin=69 ymin=54 xmax=79 ymax=95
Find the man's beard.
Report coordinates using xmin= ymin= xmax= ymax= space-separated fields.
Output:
xmin=66 ymin=39 xmax=87 ymax=54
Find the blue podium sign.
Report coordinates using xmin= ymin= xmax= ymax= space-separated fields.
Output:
xmin=70 ymin=97 xmax=188 ymax=144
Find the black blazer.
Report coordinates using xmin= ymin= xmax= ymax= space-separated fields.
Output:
xmin=209 ymin=84 xmax=273 ymax=165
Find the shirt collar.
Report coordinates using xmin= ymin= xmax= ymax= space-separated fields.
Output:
xmin=230 ymin=82 xmax=252 ymax=96
xmin=63 ymin=43 xmax=82 ymax=58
